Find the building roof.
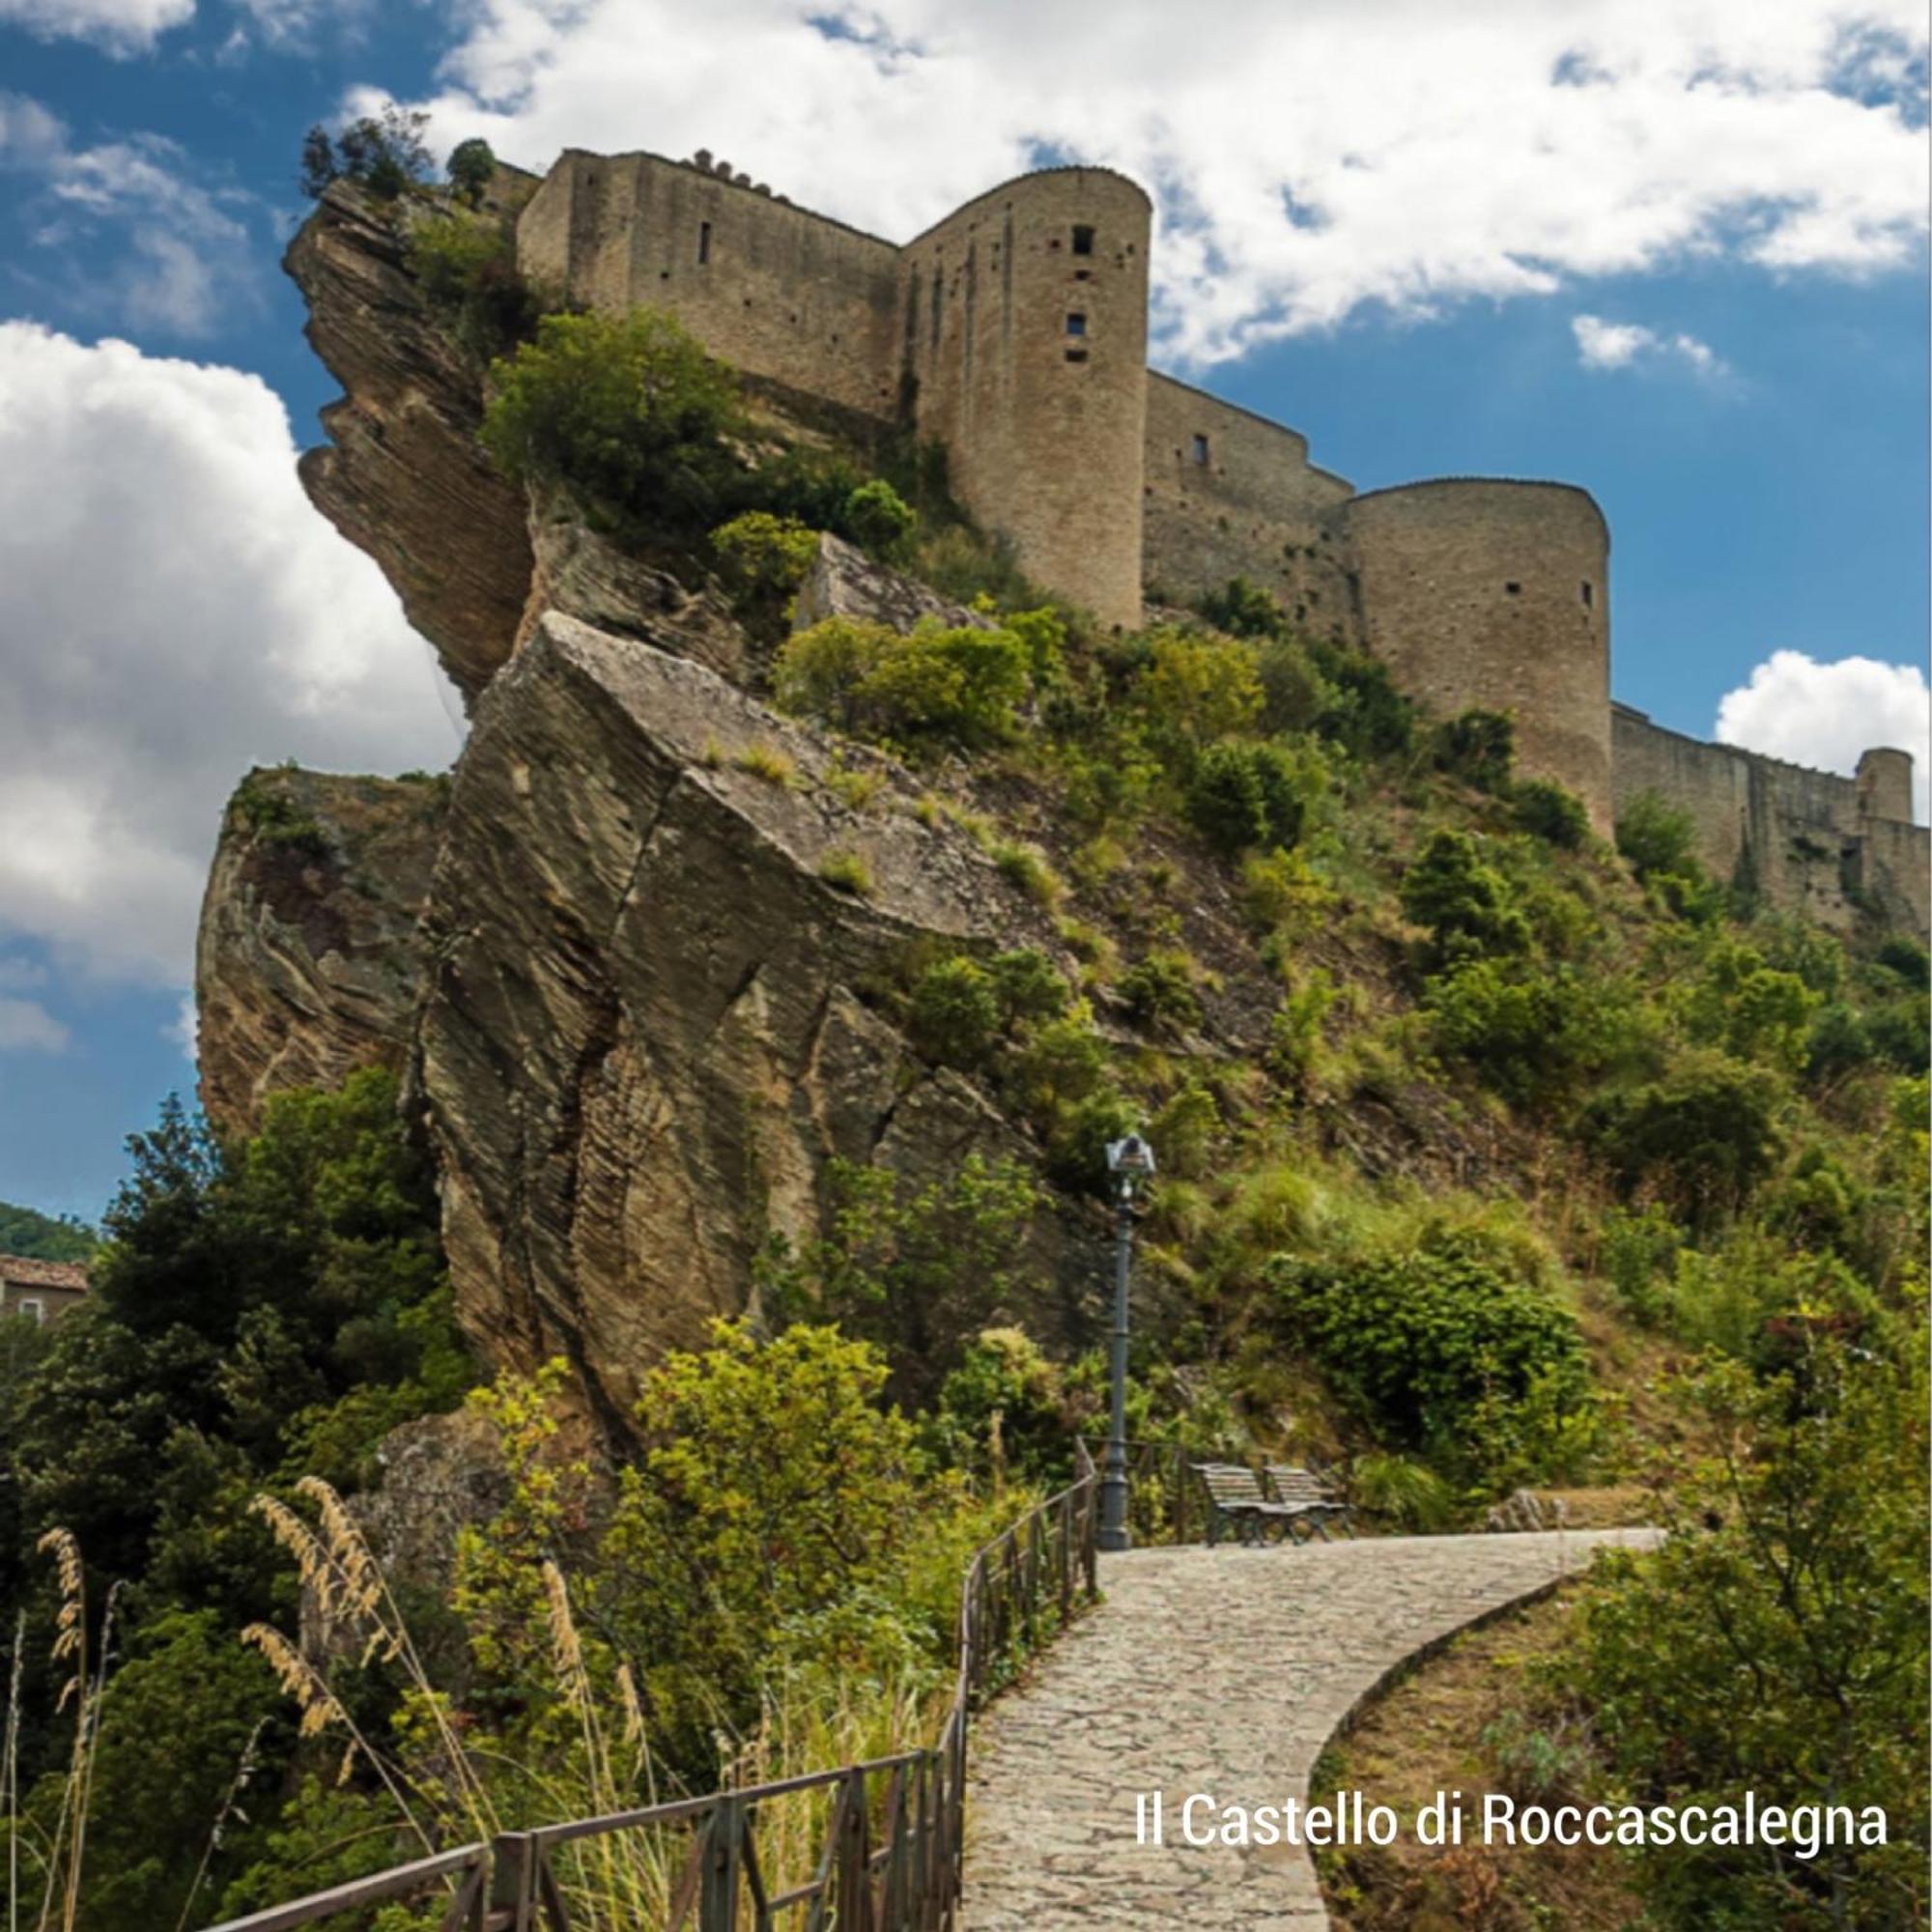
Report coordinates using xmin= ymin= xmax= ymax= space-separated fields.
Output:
xmin=0 ymin=1254 xmax=89 ymax=1293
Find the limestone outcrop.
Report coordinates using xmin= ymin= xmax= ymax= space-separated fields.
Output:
xmin=285 ymin=184 xmax=532 ymax=703
xmin=412 ymin=612 xmax=1093 ymax=1431
xmin=195 ymin=768 xmax=446 ymax=1137
xmin=791 ymin=531 xmax=997 ymax=637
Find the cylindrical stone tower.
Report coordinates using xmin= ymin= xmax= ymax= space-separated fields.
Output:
xmin=900 ymin=168 xmax=1151 ymax=630
xmin=1341 ymin=479 xmax=1613 ymax=830
xmin=1856 ymin=747 xmax=1915 ymax=823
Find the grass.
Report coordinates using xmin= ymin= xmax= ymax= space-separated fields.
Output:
xmin=1310 ymin=1586 xmax=1643 ymax=1931
xmin=826 ymin=763 xmax=887 ymax=812
xmin=991 ymin=839 xmax=1065 ymax=907
xmin=817 ymin=849 xmax=873 ymax=896
xmin=735 ymin=743 xmax=798 ymax=788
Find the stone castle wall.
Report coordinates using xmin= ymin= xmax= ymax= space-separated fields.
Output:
xmin=515 ymin=147 xmax=1923 ymax=927
xmin=901 ymin=169 xmax=1151 ymax=631
xmin=518 ymin=151 xmax=903 ymax=420
xmin=1611 ymin=705 xmax=1928 ymax=932
xmin=1141 ymin=374 xmax=1359 ymax=642
xmin=1344 ymin=480 xmax=1614 ymax=831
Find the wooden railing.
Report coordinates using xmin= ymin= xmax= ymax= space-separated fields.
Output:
xmin=203 ymin=1447 xmax=1100 ymax=1932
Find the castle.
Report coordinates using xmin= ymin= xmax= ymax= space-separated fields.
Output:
xmin=516 ymin=149 xmax=1927 ymax=930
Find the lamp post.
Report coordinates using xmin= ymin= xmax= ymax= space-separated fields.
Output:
xmin=1097 ymin=1131 xmax=1155 ymax=1552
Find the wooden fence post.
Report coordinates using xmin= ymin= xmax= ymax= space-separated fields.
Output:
xmin=487 ymin=1833 xmax=535 ymax=1932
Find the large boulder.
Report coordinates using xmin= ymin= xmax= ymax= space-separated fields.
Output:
xmin=791 ymin=531 xmax=997 ymax=636
xmin=195 ymin=767 xmax=446 ymax=1137
xmin=412 ymin=611 xmax=1093 ymax=1435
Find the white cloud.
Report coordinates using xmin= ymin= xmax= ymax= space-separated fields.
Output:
xmin=0 ymin=997 xmax=71 ymax=1054
xmin=0 ymin=323 xmax=461 ymax=991
xmin=1716 ymin=649 xmax=1929 ymax=819
xmin=381 ymin=0 xmax=1929 ymax=365
xmin=0 ymin=0 xmax=191 ymax=50
xmin=1 ymin=97 xmax=262 ymax=337
xmin=1573 ymin=313 xmax=1727 ymax=375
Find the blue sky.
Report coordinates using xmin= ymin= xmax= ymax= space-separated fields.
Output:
xmin=0 ymin=0 xmax=1926 ymax=1224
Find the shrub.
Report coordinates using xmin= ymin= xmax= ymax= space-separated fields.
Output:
xmin=1119 ymin=951 xmax=1203 ymax=1035
xmin=1434 ymin=708 xmax=1515 ymax=792
xmin=987 ymin=949 xmax=1070 ymax=1029
xmin=1399 ymin=829 xmax=1530 ymax=961
xmin=1876 ymin=935 xmax=1930 ymax=988
xmin=1305 ymin=638 xmax=1416 ymax=759
xmin=1130 ymin=626 xmax=1264 ymax=753
xmin=1240 ymin=845 xmax=1335 ymax=939
xmin=908 ymin=956 xmax=1001 ymax=1067
xmin=1596 ymin=1203 xmax=1682 ymax=1325
xmin=409 ymin=213 xmax=544 ymax=363
xmin=1615 ymin=788 xmax=1701 ymax=884
xmin=1424 ymin=958 xmax=1634 ymax=1107
xmin=1255 ymin=634 xmax=1337 ymax=733
xmin=482 ymin=309 xmax=748 ymax=537
xmin=1512 ymin=777 xmax=1590 ymax=849
xmin=1183 ymin=740 xmax=1314 ymax=857
xmin=1585 ymin=1049 xmax=1783 ymax=1228
xmin=1348 ymin=1452 xmax=1456 ymax=1532
xmin=445 ymin=136 xmax=496 ymax=205
xmin=843 ymin=478 xmax=918 ymax=559
xmin=1195 ymin=575 xmax=1288 ymax=639
xmin=1266 ymin=1234 xmax=1591 ymax=1476
xmin=930 ymin=1327 xmax=1075 ymax=1483
xmin=759 ymin=1156 xmax=1043 ymax=1402
xmin=711 ymin=511 xmax=819 ymax=608
xmin=776 ymin=616 xmax=1032 ymax=751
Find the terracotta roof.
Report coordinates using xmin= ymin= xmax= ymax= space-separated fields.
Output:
xmin=0 ymin=1255 xmax=89 ymax=1293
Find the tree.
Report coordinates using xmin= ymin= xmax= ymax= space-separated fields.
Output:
xmin=298 ymin=107 xmax=434 ymax=203
xmin=0 ymin=1201 xmax=95 ymax=1262
xmin=1565 ymin=1332 xmax=1927 ymax=1927
xmin=446 ymin=136 xmax=497 ymax=206
xmin=843 ymin=478 xmax=918 ymax=560
xmin=1400 ymin=829 xmax=1531 ymax=962
xmin=1616 ymin=787 xmax=1701 ymax=884
xmin=482 ymin=308 xmax=748 ymax=536
xmin=760 ymin=1156 xmax=1042 ymax=1402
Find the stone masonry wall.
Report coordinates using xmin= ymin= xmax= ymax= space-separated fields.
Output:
xmin=1141 ymin=373 xmax=1359 ymax=642
xmin=518 ymin=151 xmax=903 ymax=420
xmin=902 ymin=168 xmax=1151 ymax=631
xmin=1612 ymin=705 xmax=1929 ymax=932
xmin=1344 ymin=479 xmax=1613 ymax=831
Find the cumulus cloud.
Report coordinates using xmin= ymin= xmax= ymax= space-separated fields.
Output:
xmin=1716 ymin=650 xmax=1929 ymax=819
xmin=0 ymin=95 xmax=263 ymax=337
xmin=380 ymin=0 xmax=1929 ymax=365
xmin=0 ymin=0 xmax=191 ymax=52
xmin=1573 ymin=314 xmax=1727 ymax=375
xmin=0 ymin=997 xmax=70 ymax=1054
xmin=0 ymin=323 xmax=460 ymax=991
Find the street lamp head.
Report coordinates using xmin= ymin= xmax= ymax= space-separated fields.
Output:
xmin=1106 ymin=1132 xmax=1156 ymax=1181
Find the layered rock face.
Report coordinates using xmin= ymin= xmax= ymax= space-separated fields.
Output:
xmin=285 ymin=185 xmax=533 ymax=703
xmin=196 ymin=768 xmax=446 ymax=1137
xmin=413 ymin=613 xmax=1089 ymax=1428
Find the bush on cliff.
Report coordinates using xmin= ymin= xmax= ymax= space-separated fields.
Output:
xmin=482 ymin=308 xmax=750 ymax=538
xmin=775 ymin=614 xmax=1033 ymax=751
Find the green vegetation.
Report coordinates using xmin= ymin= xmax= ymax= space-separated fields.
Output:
xmin=445 ymin=135 xmax=497 ymax=206
xmin=298 ymin=105 xmax=434 ymax=202
xmin=0 ymin=1203 xmax=95 ymax=1263
xmin=228 ymin=768 xmax=332 ymax=861
xmin=409 ymin=210 xmax=547 ymax=364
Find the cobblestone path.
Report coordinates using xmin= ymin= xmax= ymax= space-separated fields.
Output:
xmin=963 ymin=1528 xmax=1658 ymax=1929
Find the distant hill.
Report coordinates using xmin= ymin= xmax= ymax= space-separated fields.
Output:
xmin=0 ymin=1201 xmax=98 ymax=1263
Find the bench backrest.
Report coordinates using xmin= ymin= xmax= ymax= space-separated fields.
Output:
xmin=1193 ymin=1463 xmax=1270 ymax=1510
xmin=1265 ymin=1464 xmax=1340 ymax=1508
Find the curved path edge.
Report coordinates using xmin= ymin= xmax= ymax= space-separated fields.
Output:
xmin=963 ymin=1527 xmax=1659 ymax=1929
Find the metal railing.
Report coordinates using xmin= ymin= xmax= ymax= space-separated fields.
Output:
xmin=204 ymin=1447 xmax=1100 ymax=1932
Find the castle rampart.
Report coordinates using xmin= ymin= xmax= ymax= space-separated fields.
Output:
xmin=514 ymin=147 xmax=1923 ymax=931
xmin=519 ymin=150 xmax=904 ymax=420
xmin=1142 ymin=373 xmax=1357 ymax=638
xmin=1343 ymin=480 xmax=1613 ymax=831
xmin=1612 ymin=704 xmax=1928 ymax=932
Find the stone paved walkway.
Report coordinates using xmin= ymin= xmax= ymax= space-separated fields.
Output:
xmin=962 ymin=1528 xmax=1658 ymax=1929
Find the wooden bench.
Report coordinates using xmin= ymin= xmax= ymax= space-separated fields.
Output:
xmin=1191 ymin=1463 xmax=1304 ymax=1546
xmin=1264 ymin=1463 xmax=1355 ymax=1540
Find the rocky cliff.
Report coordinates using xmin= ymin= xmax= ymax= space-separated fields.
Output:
xmin=285 ymin=185 xmax=533 ymax=703
xmin=196 ymin=767 xmax=445 ymax=1136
